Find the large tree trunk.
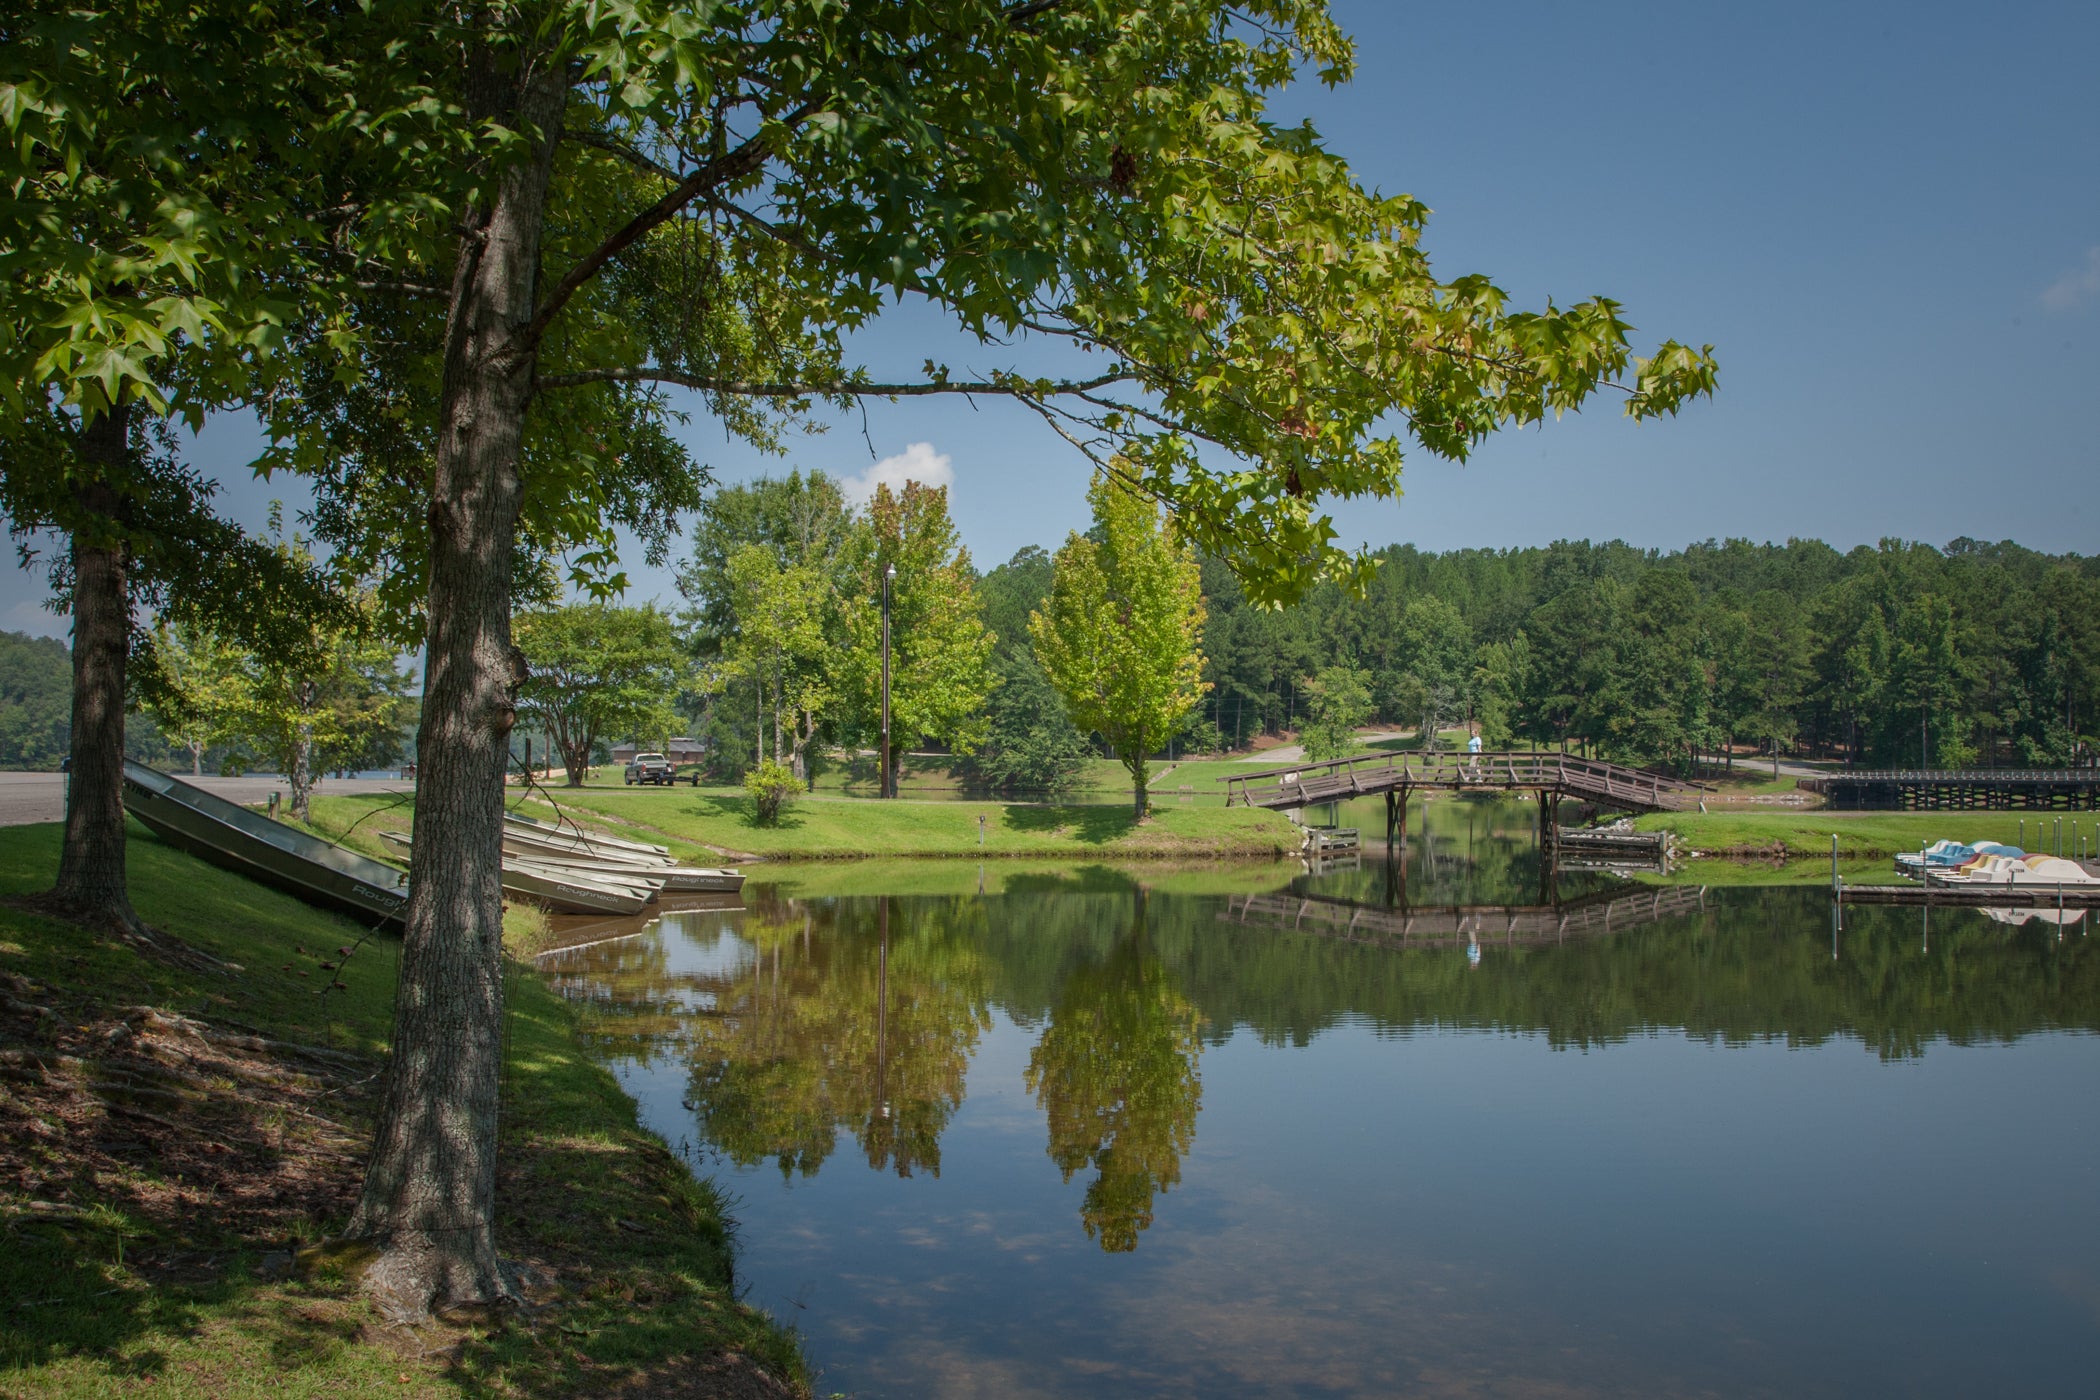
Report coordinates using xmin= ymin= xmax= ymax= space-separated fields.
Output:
xmin=1128 ymin=754 xmax=1149 ymax=817
xmin=288 ymin=720 xmax=315 ymax=821
xmin=348 ymin=59 xmax=566 ymax=1322
xmin=51 ymin=402 xmax=142 ymax=934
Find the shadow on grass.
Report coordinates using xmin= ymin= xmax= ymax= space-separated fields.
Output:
xmin=643 ymin=791 xmax=807 ymax=833
xmin=998 ymin=804 xmax=1139 ymax=846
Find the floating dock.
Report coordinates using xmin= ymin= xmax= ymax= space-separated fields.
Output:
xmin=1836 ymin=883 xmax=2100 ymax=907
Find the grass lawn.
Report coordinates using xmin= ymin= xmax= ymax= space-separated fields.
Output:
xmin=1690 ymin=767 xmax=1816 ymax=799
xmin=1637 ymin=809 xmax=2100 ymax=859
xmin=304 ymin=786 xmax=1300 ymax=864
xmin=0 ymin=821 xmax=804 ymax=1398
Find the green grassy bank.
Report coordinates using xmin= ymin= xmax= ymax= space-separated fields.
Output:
xmin=0 ymin=822 xmax=805 ymax=1399
xmin=1636 ymin=809 xmax=2100 ymax=859
xmin=304 ymin=786 xmax=1300 ymax=865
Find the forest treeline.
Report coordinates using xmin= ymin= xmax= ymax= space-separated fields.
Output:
xmin=7 ymin=529 xmax=2094 ymax=779
xmin=1194 ymin=535 xmax=2099 ymax=771
xmin=686 ymin=498 xmax=2099 ymax=778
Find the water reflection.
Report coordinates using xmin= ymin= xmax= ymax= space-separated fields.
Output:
xmin=541 ymin=858 xmax=2100 ymax=1398
xmin=1026 ymin=892 xmax=1202 ymax=1252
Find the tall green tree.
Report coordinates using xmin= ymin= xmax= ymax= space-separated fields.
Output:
xmin=965 ymin=547 xmax=1091 ymax=795
xmin=1742 ymin=590 xmax=1810 ymax=770
xmin=231 ymin=616 xmax=414 ymax=820
xmin=1300 ymin=664 xmax=1372 ymax=761
xmin=514 ymin=604 xmax=689 ymax=787
xmin=230 ymin=0 xmax=1710 ymax=1316
xmin=717 ymin=546 xmax=839 ymax=779
xmin=142 ymin=620 xmax=248 ymax=777
xmin=1033 ymin=474 xmax=1209 ymax=816
xmin=839 ymin=483 xmax=997 ymax=794
xmin=0 ymin=1 xmax=404 ymax=934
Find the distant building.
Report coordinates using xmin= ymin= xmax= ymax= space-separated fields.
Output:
xmin=610 ymin=737 xmax=706 ymax=765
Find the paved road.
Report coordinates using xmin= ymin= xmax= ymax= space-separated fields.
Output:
xmin=0 ymin=771 xmax=416 ymax=827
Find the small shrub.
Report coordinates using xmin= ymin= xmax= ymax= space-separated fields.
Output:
xmin=743 ymin=760 xmax=800 ymax=825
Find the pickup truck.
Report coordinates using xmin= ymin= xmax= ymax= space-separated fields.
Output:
xmin=623 ymin=752 xmax=677 ymax=785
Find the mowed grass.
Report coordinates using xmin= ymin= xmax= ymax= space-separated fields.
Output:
xmin=525 ymin=787 xmax=1298 ymax=860
xmin=0 ymin=821 xmax=805 ymax=1399
xmin=305 ymin=786 xmax=1299 ymax=863
xmin=1637 ymin=809 xmax=2100 ymax=858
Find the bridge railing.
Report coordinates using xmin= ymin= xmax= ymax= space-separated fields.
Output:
xmin=1797 ymin=769 xmax=2100 ymax=785
xmin=1221 ymin=749 xmax=1704 ymax=811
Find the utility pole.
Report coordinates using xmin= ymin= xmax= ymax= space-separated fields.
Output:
xmin=881 ymin=563 xmax=895 ymax=799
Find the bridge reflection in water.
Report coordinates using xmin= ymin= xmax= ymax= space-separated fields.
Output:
xmin=1221 ymin=882 xmax=1710 ymax=952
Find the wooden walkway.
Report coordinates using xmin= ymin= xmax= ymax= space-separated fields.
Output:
xmin=1220 ymin=884 xmax=1710 ymax=951
xmin=1837 ymin=883 xmax=2100 ymax=907
xmin=1222 ymin=750 xmax=1705 ymax=816
xmin=1796 ymin=768 xmax=2100 ymax=811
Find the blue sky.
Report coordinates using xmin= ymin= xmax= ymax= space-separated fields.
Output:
xmin=6 ymin=0 xmax=2095 ymax=640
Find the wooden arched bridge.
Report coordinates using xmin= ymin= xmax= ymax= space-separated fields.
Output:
xmin=1220 ymin=749 xmax=1707 ymax=853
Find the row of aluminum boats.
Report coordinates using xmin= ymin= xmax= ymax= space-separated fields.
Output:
xmin=1895 ymin=838 xmax=2100 ymax=888
xmin=120 ymin=762 xmax=740 ymax=923
xmin=380 ymin=817 xmax=742 ymax=915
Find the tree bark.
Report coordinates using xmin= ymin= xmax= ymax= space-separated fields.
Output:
xmin=1128 ymin=754 xmax=1149 ymax=817
xmin=347 ymin=57 xmax=566 ymax=1322
xmin=289 ymin=720 xmax=315 ymax=821
xmin=51 ymin=401 xmax=143 ymax=934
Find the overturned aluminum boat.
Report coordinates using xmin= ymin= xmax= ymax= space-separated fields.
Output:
xmin=493 ymin=847 xmax=742 ymax=894
xmin=500 ymin=813 xmax=743 ymax=893
xmin=503 ymin=813 xmax=672 ymax=864
xmin=121 ymin=762 xmax=409 ymax=926
xmin=380 ymin=829 xmax=668 ymax=915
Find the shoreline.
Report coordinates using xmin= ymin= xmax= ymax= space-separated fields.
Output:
xmin=0 ymin=821 xmax=809 ymax=1398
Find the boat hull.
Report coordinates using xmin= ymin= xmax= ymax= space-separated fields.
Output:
xmin=503 ymin=860 xmax=659 ymax=916
xmin=121 ymin=762 xmax=408 ymax=927
xmin=381 ymin=830 xmax=669 ymax=914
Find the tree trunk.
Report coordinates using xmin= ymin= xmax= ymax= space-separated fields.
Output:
xmin=560 ymin=726 xmax=589 ymax=787
xmin=190 ymin=739 xmax=204 ymax=777
xmin=51 ymin=402 xmax=143 ymax=934
xmin=1128 ymin=754 xmax=1149 ymax=817
xmin=289 ymin=721 xmax=314 ymax=821
xmin=348 ymin=59 xmax=566 ymax=1322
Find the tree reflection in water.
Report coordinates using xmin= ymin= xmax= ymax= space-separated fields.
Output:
xmin=547 ymin=860 xmax=2100 ymax=1255
xmin=1025 ymin=891 xmax=1204 ymax=1252
xmin=676 ymin=890 xmax=991 ymax=1180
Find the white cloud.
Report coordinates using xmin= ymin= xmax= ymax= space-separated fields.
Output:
xmin=2040 ymin=246 xmax=2100 ymax=312
xmin=837 ymin=441 xmax=953 ymax=507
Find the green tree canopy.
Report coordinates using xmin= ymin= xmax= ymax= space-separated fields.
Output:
xmin=840 ymin=482 xmax=997 ymax=793
xmin=717 ymin=546 xmax=839 ymax=778
xmin=514 ymin=604 xmax=689 ymax=787
xmin=79 ymin=0 xmax=1713 ymax=1316
xmin=0 ymin=631 xmax=72 ymax=770
xmin=1033 ymin=474 xmax=1209 ymax=816
xmin=1300 ymin=664 xmax=1373 ymax=762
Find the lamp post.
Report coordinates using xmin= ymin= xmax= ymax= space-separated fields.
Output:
xmin=881 ymin=563 xmax=895 ymax=799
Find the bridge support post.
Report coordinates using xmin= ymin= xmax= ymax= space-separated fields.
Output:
xmin=1539 ymin=788 xmax=1558 ymax=879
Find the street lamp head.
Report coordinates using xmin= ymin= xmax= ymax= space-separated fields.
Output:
xmin=884 ymin=564 xmax=896 ymax=579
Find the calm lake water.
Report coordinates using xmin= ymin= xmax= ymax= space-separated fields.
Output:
xmin=541 ymin=803 xmax=2100 ymax=1398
